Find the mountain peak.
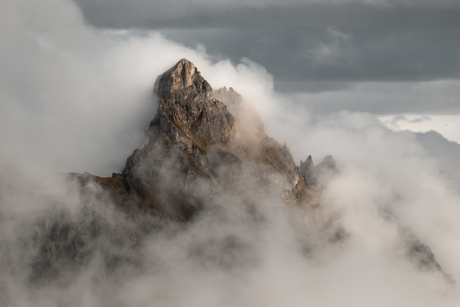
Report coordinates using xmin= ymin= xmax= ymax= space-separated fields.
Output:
xmin=154 ymin=58 xmax=213 ymax=101
xmin=147 ymin=59 xmax=235 ymax=157
xmin=31 ymin=59 xmax=451 ymax=286
xmin=77 ymin=59 xmax=327 ymax=221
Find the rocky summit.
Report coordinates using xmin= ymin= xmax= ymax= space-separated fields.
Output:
xmin=26 ymin=59 xmax=451 ymax=284
xmin=71 ymin=59 xmax=335 ymax=222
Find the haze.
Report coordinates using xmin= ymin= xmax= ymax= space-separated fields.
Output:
xmin=1 ymin=0 xmax=460 ymax=306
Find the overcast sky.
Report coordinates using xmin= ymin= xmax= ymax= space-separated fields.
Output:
xmin=70 ymin=0 xmax=460 ymax=116
xmin=3 ymin=1 xmax=460 ymax=305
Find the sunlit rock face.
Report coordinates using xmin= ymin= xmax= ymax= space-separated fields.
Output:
xmin=72 ymin=58 xmax=326 ymax=222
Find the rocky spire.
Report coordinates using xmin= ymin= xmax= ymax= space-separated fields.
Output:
xmin=154 ymin=59 xmax=213 ymax=101
xmin=79 ymin=59 xmax=326 ymax=220
xmin=145 ymin=58 xmax=235 ymax=155
xmin=299 ymin=155 xmax=316 ymax=186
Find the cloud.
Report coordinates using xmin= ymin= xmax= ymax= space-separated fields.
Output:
xmin=416 ymin=131 xmax=460 ymax=182
xmin=283 ymin=80 xmax=460 ymax=115
xmin=157 ymin=27 xmax=460 ymax=88
xmin=327 ymin=27 xmax=351 ymax=41
xmin=383 ymin=115 xmax=433 ymax=129
xmin=2 ymin=0 xmax=460 ymax=306
xmin=379 ymin=115 xmax=460 ymax=145
xmin=304 ymin=27 xmax=355 ymax=68
xmin=69 ymin=0 xmax=460 ymax=88
xmin=68 ymin=0 xmax=460 ymax=92
xmin=72 ymin=0 xmax=460 ymax=33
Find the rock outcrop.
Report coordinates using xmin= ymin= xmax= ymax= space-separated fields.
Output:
xmin=300 ymin=155 xmax=337 ymax=188
xmin=71 ymin=59 xmax=326 ymax=222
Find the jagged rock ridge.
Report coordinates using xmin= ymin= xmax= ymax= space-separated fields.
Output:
xmin=74 ymin=59 xmax=334 ymax=222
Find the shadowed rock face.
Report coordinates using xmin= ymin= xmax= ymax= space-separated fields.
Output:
xmin=300 ymin=155 xmax=338 ymax=188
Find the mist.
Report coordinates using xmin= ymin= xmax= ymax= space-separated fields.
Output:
xmin=2 ymin=0 xmax=460 ymax=306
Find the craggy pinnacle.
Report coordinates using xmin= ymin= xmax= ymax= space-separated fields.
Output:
xmin=71 ymin=58 xmax=329 ymax=222
xmin=29 ymin=58 xmax=452 ymax=284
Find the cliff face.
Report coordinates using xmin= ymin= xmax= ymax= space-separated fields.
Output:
xmin=73 ymin=59 xmax=331 ymax=222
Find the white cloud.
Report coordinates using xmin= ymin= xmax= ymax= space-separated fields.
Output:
xmin=327 ymin=27 xmax=351 ymax=41
xmin=2 ymin=0 xmax=460 ymax=306
xmin=380 ymin=115 xmax=460 ymax=144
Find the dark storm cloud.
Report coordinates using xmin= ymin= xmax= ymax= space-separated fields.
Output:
xmin=159 ymin=28 xmax=460 ymax=84
xmin=72 ymin=1 xmax=460 ymax=85
xmin=71 ymin=0 xmax=460 ymax=114
xmin=74 ymin=1 xmax=460 ymax=32
xmin=283 ymin=80 xmax=460 ymax=115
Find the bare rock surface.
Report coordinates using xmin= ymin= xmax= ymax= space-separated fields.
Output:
xmin=73 ymin=59 xmax=322 ymax=223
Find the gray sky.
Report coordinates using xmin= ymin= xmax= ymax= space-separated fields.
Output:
xmin=3 ymin=1 xmax=460 ymax=305
xmin=71 ymin=0 xmax=460 ymax=115
xmin=73 ymin=0 xmax=460 ymax=80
